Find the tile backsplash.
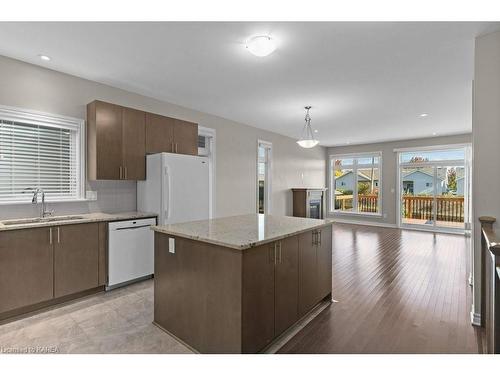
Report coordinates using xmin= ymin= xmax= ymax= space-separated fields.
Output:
xmin=0 ymin=180 xmax=137 ymax=220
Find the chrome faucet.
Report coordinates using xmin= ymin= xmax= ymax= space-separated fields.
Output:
xmin=24 ymin=188 xmax=53 ymax=219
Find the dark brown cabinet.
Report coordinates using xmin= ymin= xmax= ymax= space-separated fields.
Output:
xmin=145 ymin=112 xmax=174 ymax=154
xmin=242 ymin=242 xmax=276 ymax=353
xmin=274 ymin=235 xmax=299 ymax=336
xmin=88 ymin=100 xmax=199 ymax=181
xmin=0 ymin=222 xmax=104 ymax=319
xmin=87 ymin=100 xmax=146 ymax=180
xmin=173 ymin=119 xmax=198 ymax=155
xmin=0 ymin=227 xmax=54 ymax=314
xmin=145 ymin=114 xmax=198 ymax=156
xmin=122 ymin=107 xmax=146 ymax=180
xmin=298 ymin=226 xmax=332 ymax=316
xmin=242 ymin=236 xmax=299 ymax=352
xmin=88 ymin=101 xmax=123 ymax=180
xmin=54 ymin=223 xmax=99 ymax=298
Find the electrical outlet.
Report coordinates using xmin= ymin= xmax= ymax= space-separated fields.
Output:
xmin=169 ymin=238 xmax=175 ymax=254
xmin=86 ymin=190 xmax=97 ymax=201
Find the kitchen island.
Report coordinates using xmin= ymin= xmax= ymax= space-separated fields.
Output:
xmin=151 ymin=214 xmax=333 ymax=353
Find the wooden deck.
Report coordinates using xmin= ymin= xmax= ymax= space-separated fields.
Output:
xmin=278 ymin=223 xmax=483 ymax=354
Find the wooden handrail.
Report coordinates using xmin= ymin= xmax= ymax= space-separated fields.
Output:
xmin=479 ymin=216 xmax=500 ymax=256
xmin=479 ymin=216 xmax=500 ymax=354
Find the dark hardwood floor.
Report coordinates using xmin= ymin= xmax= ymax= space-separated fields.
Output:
xmin=279 ymin=223 xmax=484 ymax=354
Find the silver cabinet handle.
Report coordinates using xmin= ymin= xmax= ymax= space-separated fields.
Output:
xmin=124 ymin=167 xmax=127 ymax=179
xmin=57 ymin=227 xmax=60 ymax=243
xmin=119 ymin=166 xmax=123 ymax=179
xmin=171 ymin=141 xmax=174 ymax=152
xmin=274 ymin=242 xmax=277 ymax=265
xmin=175 ymin=143 xmax=178 ymax=153
xmin=49 ymin=227 xmax=52 ymax=244
xmin=269 ymin=244 xmax=274 ymax=264
xmin=278 ymin=241 xmax=282 ymax=264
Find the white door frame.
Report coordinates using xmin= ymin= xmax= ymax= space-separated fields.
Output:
xmin=395 ymin=143 xmax=471 ymax=234
xmin=198 ymin=126 xmax=216 ymax=219
xmin=257 ymin=140 xmax=272 ymax=214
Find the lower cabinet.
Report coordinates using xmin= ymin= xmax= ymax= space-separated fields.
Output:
xmin=0 ymin=222 xmax=102 ymax=318
xmin=298 ymin=226 xmax=333 ymax=316
xmin=54 ymin=223 xmax=99 ymax=298
xmin=0 ymin=227 xmax=54 ymax=314
xmin=242 ymin=235 xmax=300 ymax=353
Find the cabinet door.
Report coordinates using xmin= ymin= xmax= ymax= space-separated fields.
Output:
xmin=95 ymin=101 xmax=123 ymax=179
xmin=173 ymin=119 xmax=198 ymax=155
xmin=242 ymin=243 xmax=275 ymax=353
xmin=298 ymin=230 xmax=318 ymax=316
xmin=145 ymin=113 xmax=174 ymax=154
xmin=54 ymin=223 xmax=99 ymax=298
xmin=275 ymin=235 xmax=299 ymax=336
xmin=317 ymin=225 xmax=332 ymax=300
xmin=122 ymin=107 xmax=146 ymax=180
xmin=0 ymin=227 xmax=54 ymax=314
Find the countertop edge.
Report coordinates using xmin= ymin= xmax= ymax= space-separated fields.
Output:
xmin=151 ymin=221 xmax=333 ymax=251
xmin=0 ymin=212 xmax=158 ymax=232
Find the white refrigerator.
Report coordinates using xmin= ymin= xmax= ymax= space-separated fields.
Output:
xmin=137 ymin=153 xmax=210 ymax=225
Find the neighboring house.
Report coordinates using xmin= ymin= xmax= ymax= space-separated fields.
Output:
xmin=335 ymin=169 xmax=379 ymax=192
xmin=401 ymin=170 xmax=446 ymax=195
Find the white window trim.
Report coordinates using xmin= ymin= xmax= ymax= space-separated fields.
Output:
xmin=395 ymin=144 xmax=471 ymax=234
xmin=0 ymin=104 xmax=85 ymax=204
xmin=198 ymin=125 xmax=216 ymax=219
xmin=328 ymin=151 xmax=383 ymax=217
xmin=257 ymin=140 xmax=272 ymax=214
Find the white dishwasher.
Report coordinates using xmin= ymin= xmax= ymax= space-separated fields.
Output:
xmin=107 ymin=217 xmax=156 ymax=289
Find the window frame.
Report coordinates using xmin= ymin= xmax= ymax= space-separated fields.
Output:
xmin=0 ymin=104 xmax=85 ymax=204
xmin=256 ymin=140 xmax=272 ymax=214
xmin=328 ymin=151 xmax=383 ymax=216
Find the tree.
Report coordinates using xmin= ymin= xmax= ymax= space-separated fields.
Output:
xmin=447 ymin=168 xmax=457 ymax=191
xmin=409 ymin=156 xmax=429 ymax=163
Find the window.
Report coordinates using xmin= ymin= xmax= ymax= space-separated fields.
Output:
xmin=257 ymin=140 xmax=272 ymax=214
xmin=330 ymin=152 xmax=381 ymax=215
xmin=397 ymin=145 xmax=469 ymax=231
xmin=0 ymin=105 xmax=84 ymax=203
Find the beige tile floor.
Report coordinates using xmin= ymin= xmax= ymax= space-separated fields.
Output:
xmin=0 ymin=279 xmax=192 ymax=354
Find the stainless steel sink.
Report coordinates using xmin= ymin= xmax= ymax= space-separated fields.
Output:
xmin=1 ymin=215 xmax=85 ymax=226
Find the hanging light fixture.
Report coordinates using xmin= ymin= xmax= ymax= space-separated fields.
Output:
xmin=297 ymin=106 xmax=319 ymax=148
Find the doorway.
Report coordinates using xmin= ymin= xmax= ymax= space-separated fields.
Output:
xmin=397 ymin=145 xmax=471 ymax=232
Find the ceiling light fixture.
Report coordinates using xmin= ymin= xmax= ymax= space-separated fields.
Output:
xmin=38 ymin=54 xmax=51 ymax=61
xmin=297 ymin=106 xmax=319 ymax=149
xmin=245 ymin=35 xmax=276 ymax=57
xmin=420 ymin=113 xmax=428 ymax=117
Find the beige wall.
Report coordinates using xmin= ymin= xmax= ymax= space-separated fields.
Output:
xmin=327 ymin=134 xmax=472 ymax=226
xmin=0 ymin=55 xmax=326 ymax=219
xmin=472 ymin=30 xmax=500 ymax=320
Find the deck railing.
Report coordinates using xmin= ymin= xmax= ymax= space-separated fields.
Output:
xmin=335 ymin=194 xmax=465 ymax=222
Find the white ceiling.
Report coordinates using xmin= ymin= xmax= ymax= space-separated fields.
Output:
xmin=0 ymin=22 xmax=498 ymax=146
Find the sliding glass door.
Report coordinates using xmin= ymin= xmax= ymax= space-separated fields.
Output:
xmin=398 ymin=147 xmax=469 ymax=232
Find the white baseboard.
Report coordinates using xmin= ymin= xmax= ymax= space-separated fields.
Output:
xmin=470 ymin=311 xmax=482 ymax=326
xmin=329 ymin=217 xmax=397 ymax=229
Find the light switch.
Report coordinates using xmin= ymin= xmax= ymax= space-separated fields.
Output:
xmin=169 ymin=238 xmax=175 ymax=254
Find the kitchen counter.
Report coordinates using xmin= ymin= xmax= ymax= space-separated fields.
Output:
xmin=0 ymin=211 xmax=157 ymax=231
xmin=153 ymin=214 xmax=333 ymax=353
xmin=151 ymin=213 xmax=333 ymax=250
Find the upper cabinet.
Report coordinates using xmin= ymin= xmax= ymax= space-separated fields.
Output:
xmin=87 ymin=100 xmax=145 ymax=180
xmin=87 ymin=100 xmax=198 ymax=181
xmin=145 ymin=113 xmax=198 ymax=156
xmin=145 ymin=113 xmax=174 ymax=154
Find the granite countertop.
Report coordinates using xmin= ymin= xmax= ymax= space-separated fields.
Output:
xmin=0 ymin=211 xmax=157 ymax=231
xmin=152 ymin=214 xmax=333 ymax=250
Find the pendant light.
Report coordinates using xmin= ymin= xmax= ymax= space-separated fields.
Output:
xmin=297 ymin=106 xmax=319 ymax=148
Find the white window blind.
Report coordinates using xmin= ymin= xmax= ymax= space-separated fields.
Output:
xmin=0 ymin=106 xmax=84 ymax=203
